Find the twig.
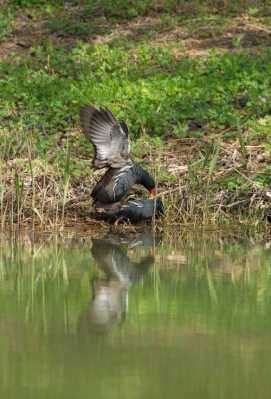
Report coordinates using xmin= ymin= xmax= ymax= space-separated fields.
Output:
xmin=233 ymin=168 xmax=271 ymax=200
xmin=225 ymin=199 xmax=249 ymax=208
xmin=156 ymin=186 xmax=186 ymax=197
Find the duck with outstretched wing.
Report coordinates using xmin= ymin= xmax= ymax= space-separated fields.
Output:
xmin=80 ymin=105 xmax=156 ymax=205
xmin=80 ymin=105 xmax=165 ymax=223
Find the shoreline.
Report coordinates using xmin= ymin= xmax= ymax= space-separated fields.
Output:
xmin=2 ymin=213 xmax=271 ymax=238
xmin=2 ymin=138 xmax=270 ymax=229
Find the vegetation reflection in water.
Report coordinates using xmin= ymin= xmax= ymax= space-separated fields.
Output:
xmin=0 ymin=231 xmax=271 ymax=399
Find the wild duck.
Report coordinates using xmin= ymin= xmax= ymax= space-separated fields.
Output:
xmin=80 ymin=105 xmax=156 ymax=204
xmin=95 ymin=198 xmax=164 ymax=223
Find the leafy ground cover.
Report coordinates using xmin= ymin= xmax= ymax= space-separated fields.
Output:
xmin=0 ymin=0 xmax=271 ymax=227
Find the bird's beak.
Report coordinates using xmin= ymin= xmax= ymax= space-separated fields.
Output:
xmin=149 ymin=188 xmax=156 ymax=198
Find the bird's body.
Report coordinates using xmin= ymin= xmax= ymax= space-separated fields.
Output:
xmin=80 ymin=104 xmax=164 ymax=222
xmin=95 ymin=198 xmax=164 ymax=223
xmin=91 ymin=162 xmax=155 ymax=204
xmin=116 ymin=199 xmax=164 ymax=223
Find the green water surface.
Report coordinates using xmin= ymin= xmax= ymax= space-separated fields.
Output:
xmin=0 ymin=231 xmax=271 ymax=399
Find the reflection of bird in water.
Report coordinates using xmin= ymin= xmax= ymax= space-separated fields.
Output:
xmin=104 ymin=232 xmax=161 ymax=249
xmin=79 ymin=235 xmax=158 ymax=335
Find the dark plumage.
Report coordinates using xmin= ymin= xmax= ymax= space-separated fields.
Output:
xmin=95 ymin=198 xmax=164 ymax=223
xmin=80 ymin=104 xmax=156 ymax=205
xmin=80 ymin=105 xmax=130 ymax=169
xmin=91 ymin=163 xmax=155 ymax=204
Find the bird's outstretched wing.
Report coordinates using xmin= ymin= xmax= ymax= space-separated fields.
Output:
xmin=80 ymin=105 xmax=131 ymax=169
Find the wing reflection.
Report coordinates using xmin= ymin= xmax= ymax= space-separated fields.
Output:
xmin=80 ymin=234 xmax=159 ymax=335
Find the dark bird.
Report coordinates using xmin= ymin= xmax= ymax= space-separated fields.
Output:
xmin=80 ymin=105 xmax=156 ymax=204
xmin=91 ymin=163 xmax=156 ymax=204
xmin=95 ymin=198 xmax=164 ymax=223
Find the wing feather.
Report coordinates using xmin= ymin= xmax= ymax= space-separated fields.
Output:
xmin=80 ymin=105 xmax=131 ymax=169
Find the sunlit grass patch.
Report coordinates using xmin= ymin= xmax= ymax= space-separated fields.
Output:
xmin=0 ymin=9 xmax=15 ymax=40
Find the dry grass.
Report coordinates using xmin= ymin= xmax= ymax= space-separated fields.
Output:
xmin=1 ymin=136 xmax=270 ymax=231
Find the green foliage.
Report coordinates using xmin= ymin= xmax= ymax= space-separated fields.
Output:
xmin=46 ymin=17 xmax=83 ymax=36
xmin=253 ymin=166 xmax=271 ymax=186
xmin=84 ymin=0 xmax=154 ymax=19
xmin=249 ymin=116 xmax=271 ymax=140
xmin=0 ymin=9 xmax=14 ymax=40
xmin=10 ymin=0 xmax=63 ymax=6
xmin=2 ymin=42 xmax=271 ymax=140
xmin=219 ymin=174 xmax=250 ymax=192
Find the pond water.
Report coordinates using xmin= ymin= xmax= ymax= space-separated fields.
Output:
xmin=0 ymin=230 xmax=271 ymax=399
